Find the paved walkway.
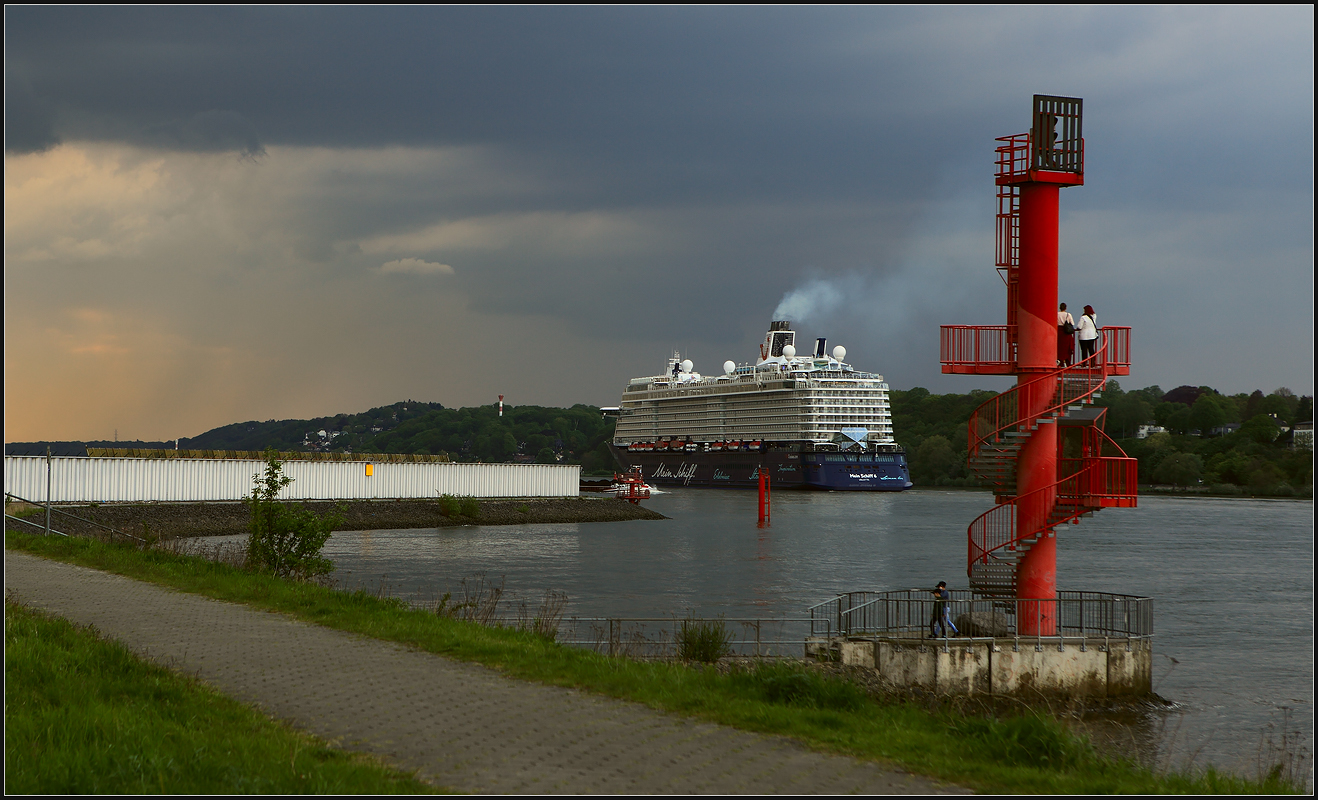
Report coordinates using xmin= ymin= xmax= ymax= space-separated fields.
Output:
xmin=5 ymin=550 xmax=962 ymax=794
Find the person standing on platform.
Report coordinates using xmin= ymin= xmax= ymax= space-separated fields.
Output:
xmin=1057 ymin=302 xmax=1075 ymax=366
xmin=929 ymin=581 xmax=956 ymax=638
xmin=1076 ymin=304 xmax=1099 ymax=361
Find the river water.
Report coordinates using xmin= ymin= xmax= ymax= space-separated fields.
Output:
xmin=261 ymin=490 xmax=1314 ymax=774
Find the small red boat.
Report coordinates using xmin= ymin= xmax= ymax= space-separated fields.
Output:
xmin=612 ymin=466 xmax=652 ymax=504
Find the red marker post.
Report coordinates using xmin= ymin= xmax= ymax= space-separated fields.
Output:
xmin=757 ymin=468 xmax=771 ymax=526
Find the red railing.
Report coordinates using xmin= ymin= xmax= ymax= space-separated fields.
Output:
xmin=968 ymin=455 xmax=1138 ymax=572
xmin=940 ymin=325 xmax=1015 ymax=373
xmin=996 ymin=133 xmax=1031 ymax=181
xmin=968 ymin=345 xmax=1107 ymax=466
xmin=942 ymin=325 xmax=1128 ymax=377
xmin=996 ymin=132 xmax=1086 ymax=183
xmin=996 ymin=184 xmax=1020 ymax=269
xmin=1100 ymin=326 xmax=1131 ymax=373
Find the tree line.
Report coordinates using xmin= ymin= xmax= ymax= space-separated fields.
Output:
xmin=895 ymin=383 xmax=1313 ymax=496
xmin=181 ymin=401 xmax=620 ymax=475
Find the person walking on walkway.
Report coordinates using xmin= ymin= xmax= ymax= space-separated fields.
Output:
xmin=1057 ymin=302 xmax=1075 ymax=366
xmin=929 ymin=581 xmax=957 ymax=638
xmin=1076 ymin=304 xmax=1099 ymax=362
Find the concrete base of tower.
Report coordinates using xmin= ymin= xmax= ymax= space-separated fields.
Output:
xmin=805 ymin=635 xmax=1152 ymax=698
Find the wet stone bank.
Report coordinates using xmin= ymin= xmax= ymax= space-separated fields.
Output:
xmin=4 ymin=497 xmax=666 ymax=539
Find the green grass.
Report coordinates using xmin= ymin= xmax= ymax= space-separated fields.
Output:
xmin=4 ymin=598 xmax=441 ymax=794
xmin=6 ymin=531 xmax=1306 ymax=794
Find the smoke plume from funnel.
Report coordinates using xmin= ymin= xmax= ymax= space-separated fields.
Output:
xmin=772 ymin=277 xmax=848 ymax=323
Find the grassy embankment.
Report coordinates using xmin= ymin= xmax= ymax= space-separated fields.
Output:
xmin=4 ymin=598 xmax=439 ymax=794
xmin=5 ymin=531 xmax=1305 ymax=795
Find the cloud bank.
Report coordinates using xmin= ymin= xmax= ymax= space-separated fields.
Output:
xmin=4 ymin=7 xmax=1312 ymax=441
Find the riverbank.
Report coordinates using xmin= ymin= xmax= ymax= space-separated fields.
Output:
xmin=3 ymin=497 xmax=666 ymax=539
xmin=4 ymin=598 xmax=438 ymax=794
xmin=6 ymin=531 xmax=1303 ymax=794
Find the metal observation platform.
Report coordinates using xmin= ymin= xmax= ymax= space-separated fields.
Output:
xmin=808 ymin=95 xmax=1151 ymax=698
xmin=805 ymin=590 xmax=1152 ymax=697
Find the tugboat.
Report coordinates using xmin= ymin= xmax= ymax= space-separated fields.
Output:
xmin=612 ymin=466 xmax=652 ymax=503
xmin=604 ymin=320 xmax=913 ymax=490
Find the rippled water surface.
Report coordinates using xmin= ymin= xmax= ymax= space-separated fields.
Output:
xmin=255 ymin=489 xmax=1314 ymax=773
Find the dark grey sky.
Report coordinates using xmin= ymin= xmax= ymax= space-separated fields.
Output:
xmin=5 ymin=7 xmax=1313 ymax=440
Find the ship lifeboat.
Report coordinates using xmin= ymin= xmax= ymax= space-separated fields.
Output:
xmin=748 ymin=440 xmax=763 ymax=451
xmin=612 ymin=466 xmax=652 ymax=504
xmin=728 ymin=440 xmax=742 ymax=451
xmin=710 ymin=442 xmax=724 ymax=451
xmin=670 ymin=440 xmax=686 ymax=451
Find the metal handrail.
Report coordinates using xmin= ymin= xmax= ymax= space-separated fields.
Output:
xmin=832 ymin=589 xmax=1151 ymax=640
xmin=3 ymin=493 xmax=143 ymax=542
xmin=967 ymin=456 xmax=1138 ymax=571
xmin=4 ymin=513 xmax=69 ymax=537
xmin=939 ymin=325 xmax=1015 ymax=368
xmin=967 ymin=337 xmax=1112 ymax=473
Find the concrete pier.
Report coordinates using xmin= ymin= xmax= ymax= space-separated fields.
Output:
xmin=806 ymin=589 xmax=1154 ymax=698
xmin=808 ymin=634 xmax=1152 ymax=698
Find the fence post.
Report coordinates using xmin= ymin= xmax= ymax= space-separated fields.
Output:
xmin=45 ymin=446 xmax=52 ymax=536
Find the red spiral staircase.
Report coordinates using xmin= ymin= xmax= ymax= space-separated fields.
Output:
xmin=960 ymin=336 xmax=1138 ymax=594
xmin=940 ymin=97 xmax=1138 ymax=599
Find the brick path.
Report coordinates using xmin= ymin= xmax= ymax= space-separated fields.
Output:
xmin=5 ymin=550 xmax=962 ymax=794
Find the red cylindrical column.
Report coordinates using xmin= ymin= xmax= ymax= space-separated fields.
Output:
xmin=1016 ymin=183 xmax=1059 ymax=373
xmin=1014 ymin=182 xmax=1060 ymax=633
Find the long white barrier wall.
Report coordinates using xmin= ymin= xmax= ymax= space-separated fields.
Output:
xmin=4 ymin=457 xmax=581 ymax=503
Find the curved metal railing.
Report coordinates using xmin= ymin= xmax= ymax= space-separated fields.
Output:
xmin=967 ymin=327 xmax=1130 ymax=481
xmin=963 ymin=328 xmax=1136 ymax=593
xmin=967 ymin=455 xmax=1137 ymax=575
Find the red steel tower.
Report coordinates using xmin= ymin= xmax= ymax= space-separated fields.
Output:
xmin=941 ymin=95 xmax=1138 ymax=634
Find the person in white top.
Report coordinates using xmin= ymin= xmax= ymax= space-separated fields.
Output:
xmin=1057 ymin=302 xmax=1075 ymax=366
xmin=1076 ymin=304 xmax=1099 ymax=361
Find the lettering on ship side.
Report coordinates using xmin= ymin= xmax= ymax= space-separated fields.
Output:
xmin=712 ymin=469 xmax=732 ymax=481
xmin=653 ymin=462 xmax=698 ymax=485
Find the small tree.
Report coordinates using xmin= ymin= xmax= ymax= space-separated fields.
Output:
xmin=245 ymin=450 xmax=338 ymax=579
xmin=1153 ymin=452 xmax=1204 ymax=488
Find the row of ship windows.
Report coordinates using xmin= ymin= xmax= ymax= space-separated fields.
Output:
xmin=619 ymin=417 xmax=892 ymax=427
xmin=623 ymin=407 xmax=890 ymax=416
xmin=629 ymin=388 xmax=890 ymax=401
xmin=622 ymin=403 xmax=891 ymax=414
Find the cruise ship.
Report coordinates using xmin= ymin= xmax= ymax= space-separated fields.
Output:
xmin=605 ymin=321 xmax=912 ymax=490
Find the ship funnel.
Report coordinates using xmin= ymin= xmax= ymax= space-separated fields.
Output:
xmin=814 ymin=337 xmax=827 ymax=358
xmin=760 ymin=320 xmax=796 ymax=362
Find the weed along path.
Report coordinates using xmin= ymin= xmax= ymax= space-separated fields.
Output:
xmin=5 ymin=551 xmax=958 ymax=795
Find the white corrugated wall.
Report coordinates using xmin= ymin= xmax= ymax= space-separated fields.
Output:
xmin=3 ymin=457 xmax=580 ymax=503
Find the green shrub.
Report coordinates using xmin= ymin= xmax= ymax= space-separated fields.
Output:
xmin=675 ymin=617 xmax=732 ymax=664
xmin=438 ymin=494 xmax=479 ymax=518
xmin=244 ymin=451 xmax=339 ymax=580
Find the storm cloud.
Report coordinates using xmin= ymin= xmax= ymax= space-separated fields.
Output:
xmin=4 ymin=7 xmax=1313 ymax=441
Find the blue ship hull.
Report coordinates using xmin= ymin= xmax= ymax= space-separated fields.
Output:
xmin=608 ymin=446 xmax=912 ymax=491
